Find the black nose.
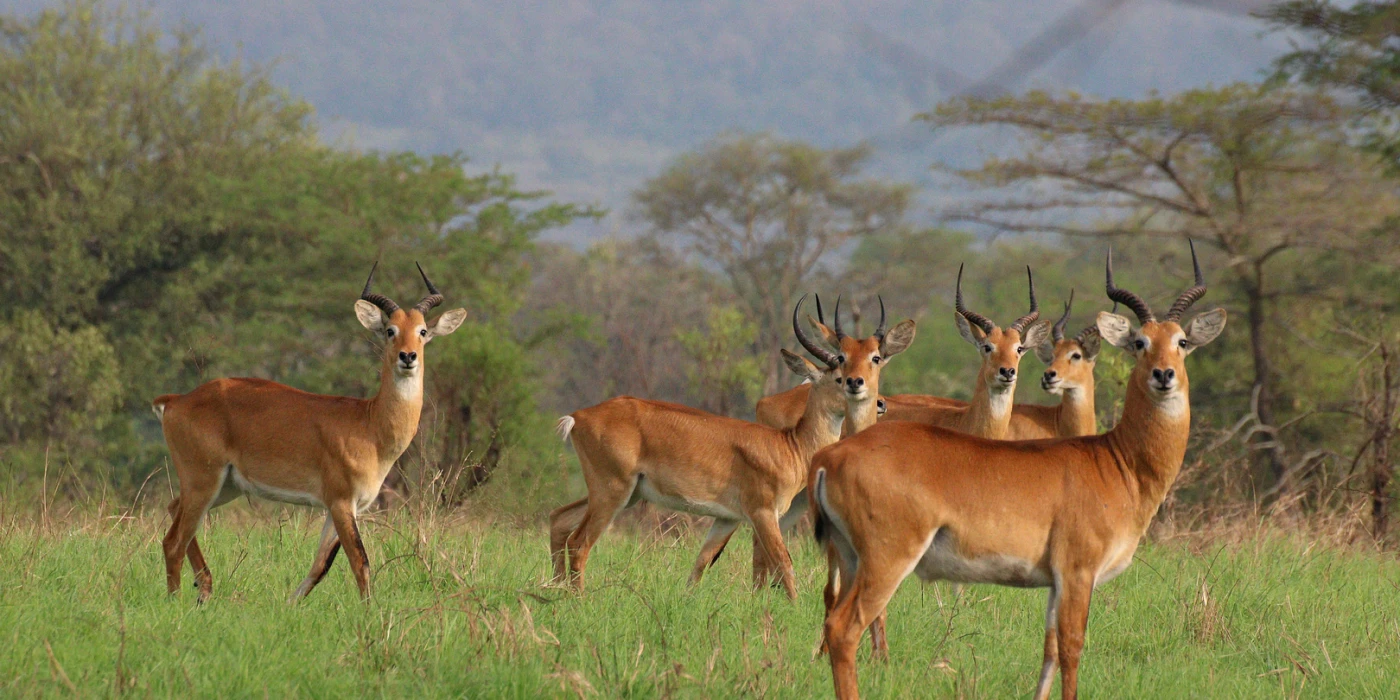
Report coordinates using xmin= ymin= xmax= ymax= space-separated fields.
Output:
xmin=1152 ymin=368 xmax=1174 ymax=383
xmin=1044 ymin=370 xmax=1057 ymax=380
xmin=999 ymin=367 xmax=1016 ymax=379
xmin=845 ymin=377 xmax=865 ymax=388
xmin=399 ymin=351 xmax=417 ymax=364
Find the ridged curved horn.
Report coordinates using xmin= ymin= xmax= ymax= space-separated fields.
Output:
xmin=1165 ymin=239 xmax=1207 ymax=322
xmin=873 ymin=295 xmax=887 ymax=340
xmin=412 ymin=261 xmax=444 ymax=315
xmin=1105 ymin=247 xmax=1154 ymax=324
xmin=359 ymin=261 xmax=401 ymax=316
xmin=1052 ymin=289 xmax=1074 ymax=342
xmin=794 ymin=294 xmax=839 ymax=368
xmin=1008 ymin=266 xmax=1041 ymax=334
xmin=833 ymin=295 xmax=847 ymax=340
xmin=954 ymin=263 xmax=995 ymax=333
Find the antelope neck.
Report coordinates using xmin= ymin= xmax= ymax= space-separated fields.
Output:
xmin=1104 ymin=377 xmax=1191 ymax=527
xmin=1055 ymin=383 xmax=1097 ymax=437
xmin=963 ymin=378 xmax=1015 ymax=439
xmin=368 ymin=360 xmax=426 ymax=468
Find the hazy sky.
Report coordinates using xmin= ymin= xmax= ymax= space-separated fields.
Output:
xmin=8 ymin=0 xmax=1290 ymax=241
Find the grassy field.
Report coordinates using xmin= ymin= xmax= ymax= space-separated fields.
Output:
xmin=1 ymin=506 xmax=1398 ymax=698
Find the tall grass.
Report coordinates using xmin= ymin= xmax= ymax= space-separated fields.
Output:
xmin=0 ymin=502 xmax=1396 ymax=698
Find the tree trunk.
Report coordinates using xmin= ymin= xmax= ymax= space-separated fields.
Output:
xmin=1245 ymin=280 xmax=1286 ymax=485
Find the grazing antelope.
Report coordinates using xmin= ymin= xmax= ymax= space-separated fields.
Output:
xmin=736 ymin=297 xmax=916 ymax=586
xmin=810 ymin=243 xmax=1225 ymax=699
xmin=548 ymin=296 xmax=860 ymax=599
xmin=153 ymin=264 xmax=467 ymax=603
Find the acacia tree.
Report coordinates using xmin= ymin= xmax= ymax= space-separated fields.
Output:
xmin=926 ymin=84 xmax=1400 ymax=486
xmin=633 ymin=133 xmax=912 ymax=393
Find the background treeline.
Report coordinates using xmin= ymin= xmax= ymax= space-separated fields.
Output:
xmin=2 ymin=2 xmax=1399 ymax=542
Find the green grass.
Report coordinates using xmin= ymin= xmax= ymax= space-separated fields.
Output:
xmin=1 ymin=508 xmax=1398 ymax=698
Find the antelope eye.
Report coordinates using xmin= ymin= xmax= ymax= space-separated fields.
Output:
xmin=836 ymin=355 xmax=846 ymax=364
xmin=419 ymin=328 xmax=428 ymax=337
xmin=1071 ymin=353 xmax=1082 ymax=361
xmin=1016 ymin=346 xmax=1026 ymax=354
xmin=1177 ymin=338 xmax=1188 ymax=349
xmin=983 ymin=345 xmax=994 ymax=353
xmin=871 ymin=355 xmax=881 ymax=364
xmin=386 ymin=327 xmax=396 ymax=338
xmin=1133 ymin=339 xmax=1145 ymax=350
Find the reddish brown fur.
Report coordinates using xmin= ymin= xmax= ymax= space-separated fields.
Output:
xmin=811 ymin=306 xmax=1226 ymax=700
xmin=155 ymin=297 xmax=465 ymax=603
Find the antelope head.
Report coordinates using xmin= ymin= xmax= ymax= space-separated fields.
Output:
xmin=1035 ymin=290 xmax=1102 ymax=395
xmin=808 ymin=295 xmax=917 ymax=402
xmin=354 ymin=262 xmax=468 ymax=383
xmin=954 ymin=265 xmax=1052 ymax=396
xmin=1096 ymin=241 xmax=1226 ymax=414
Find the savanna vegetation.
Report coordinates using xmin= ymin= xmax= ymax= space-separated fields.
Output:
xmin=2 ymin=1 xmax=1400 ymax=696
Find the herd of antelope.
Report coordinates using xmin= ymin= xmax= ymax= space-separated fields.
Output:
xmin=152 ymin=242 xmax=1224 ymax=699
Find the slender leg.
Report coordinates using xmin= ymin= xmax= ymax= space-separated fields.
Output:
xmin=1033 ymin=579 xmax=1062 ymax=700
xmin=329 ymin=501 xmax=370 ymax=600
xmin=824 ymin=562 xmax=908 ymax=700
xmin=750 ymin=531 xmax=770 ymax=588
xmin=163 ymin=497 xmax=185 ymax=595
xmin=563 ymin=485 xmax=631 ymax=591
xmin=163 ymin=483 xmax=220 ymax=603
xmin=1054 ymin=573 xmax=1093 ymax=700
xmin=748 ymin=508 xmax=797 ymax=600
xmin=548 ymin=497 xmax=589 ymax=582
xmin=290 ymin=514 xmax=342 ymax=602
xmin=689 ymin=519 xmax=741 ymax=584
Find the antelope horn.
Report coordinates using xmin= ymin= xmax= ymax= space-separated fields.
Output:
xmin=412 ymin=261 xmax=445 ymax=315
xmin=1052 ymin=289 xmax=1074 ymax=342
xmin=1008 ymin=266 xmax=1041 ymax=334
xmin=1165 ymin=238 xmax=1207 ymax=322
xmin=1105 ymin=247 xmax=1154 ymax=324
xmin=954 ymin=263 xmax=995 ymax=334
xmin=833 ymin=295 xmax=847 ymax=340
xmin=1076 ymin=301 xmax=1116 ymax=343
xmin=873 ymin=295 xmax=887 ymax=340
xmin=794 ymin=294 xmax=839 ymax=368
xmin=359 ymin=261 xmax=401 ymax=316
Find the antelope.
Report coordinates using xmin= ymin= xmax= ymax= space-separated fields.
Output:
xmin=1009 ymin=290 xmax=1103 ymax=439
xmin=736 ymin=296 xmax=916 ymax=586
xmin=548 ymin=296 xmax=864 ymax=599
xmin=810 ymin=242 xmax=1225 ymax=699
xmin=152 ymin=263 xmax=467 ymax=603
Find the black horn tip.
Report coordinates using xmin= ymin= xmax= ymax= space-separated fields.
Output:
xmin=814 ymin=293 xmax=825 ymax=325
xmin=415 ymin=261 xmax=441 ymax=295
xmin=833 ymin=294 xmax=846 ymax=339
xmin=362 ymin=260 xmax=380 ymax=296
xmin=874 ymin=294 xmax=887 ymax=338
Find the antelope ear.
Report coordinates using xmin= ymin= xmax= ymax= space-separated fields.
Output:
xmin=955 ymin=313 xmax=986 ymax=347
xmin=880 ymin=320 xmax=917 ymax=358
xmin=427 ymin=308 xmax=468 ymax=340
xmin=1184 ymin=308 xmax=1227 ymax=351
xmin=1079 ymin=333 xmax=1102 ymax=361
xmin=782 ymin=348 xmax=823 ymax=382
xmin=1019 ymin=320 xmax=1052 ymax=351
xmin=810 ymin=315 xmax=840 ymax=349
xmin=1033 ymin=340 xmax=1056 ymax=365
xmin=1096 ymin=311 xmax=1135 ymax=350
xmin=355 ymin=300 xmax=386 ymax=332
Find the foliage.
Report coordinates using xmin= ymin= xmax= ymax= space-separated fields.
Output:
xmin=676 ymin=306 xmax=765 ymax=416
xmin=634 ymin=132 xmax=913 ymax=394
xmin=0 ymin=311 xmax=121 ymax=444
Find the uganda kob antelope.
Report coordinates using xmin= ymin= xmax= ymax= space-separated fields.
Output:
xmin=811 ymin=242 xmax=1226 ymax=699
xmin=549 ymin=295 xmax=884 ymax=599
xmin=741 ymin=296 xmax=916 ymax=586
xmin=153 ymin=264 xmax=467 ymax=602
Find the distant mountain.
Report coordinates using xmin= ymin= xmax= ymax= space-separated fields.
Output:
xmin=6 ymin=0 xmax=1288 ymax=241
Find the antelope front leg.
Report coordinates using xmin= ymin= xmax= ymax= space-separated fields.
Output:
xmin=1053 ymin=573 xmax=1093 ymax=700
xmin=748 ymin=508 xmax=797 ymax=600
xmin=290 ymin=514 xmax=342 ymax=602
xmin=329 ymin=502 xmax=371 ymax=600
xmin=689 ymin=519 xmax=740 ymax=584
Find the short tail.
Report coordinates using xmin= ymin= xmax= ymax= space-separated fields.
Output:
xmin=812 ymin=468 xmax=830 ymax=544
xmin=151 ymin=394 xmax=179 ymax=421
xmin=555 ymin=415 xmax=576 ymax=443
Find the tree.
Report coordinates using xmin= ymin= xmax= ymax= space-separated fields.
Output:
xmin=676 ymin=306 xmax=765 ymax=417
xmin=926 ymin=84 xmax=1400 ymax=486
xmin=633 ymin=132 xmax=912 ymax=393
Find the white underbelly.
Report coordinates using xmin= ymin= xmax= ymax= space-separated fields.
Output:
xmin=634 ymin=475 xmax=740 ymax=521
xmin=913 ymin=528 xmax=1051 ymax=588
xmin=1095 ymin=539 xmax=1139 ymax=586
xmin=226 ymin=467 xmax=324 ymax=508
